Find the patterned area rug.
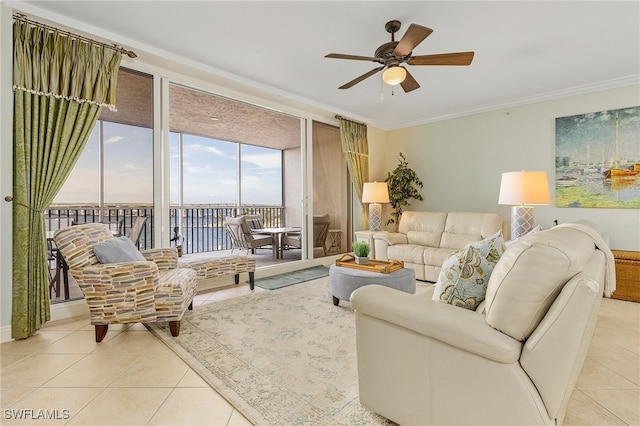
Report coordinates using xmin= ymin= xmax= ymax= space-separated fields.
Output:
xmin=254 ymin=265 xmax=329 ymax=290
xmin=146 ymin=277 xmax=392 ymax=425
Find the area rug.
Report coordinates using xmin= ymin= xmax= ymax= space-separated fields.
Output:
xmin=146 ymin=276 xmax=392 ymax=426
xmin=253 ymin=265 xmax=329 ymax=290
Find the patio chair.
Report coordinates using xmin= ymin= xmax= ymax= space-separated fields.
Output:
xmin=224 ymin=215 xmax=272 ymax=255
xmin=281 ymin=214 xmax=330 ymax=257
xmin=128 ymin=215 xmax=149 ymax=248
xmin=53 ymin=223 xmax=198 ymax=342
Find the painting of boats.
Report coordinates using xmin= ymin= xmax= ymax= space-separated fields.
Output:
xmin=555 ymin=106 xmax=640 ymax=208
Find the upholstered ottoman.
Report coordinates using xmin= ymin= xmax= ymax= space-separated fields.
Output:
xmin=178 ymin=255 xmax=256 ymax=289
xmin=329 ymin=264 xmax=416 ymax=306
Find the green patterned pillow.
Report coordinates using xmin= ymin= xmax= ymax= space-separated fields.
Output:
xmin=432 ymin=230 xmax=505 ymax=310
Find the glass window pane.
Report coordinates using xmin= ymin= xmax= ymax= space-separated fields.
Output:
xmin=182 ymin=134 xmax=237 ymax=204
xmin=103 ymin=122 xmax=153 ymax=205
xmin=169 ymin=132 xmax=180 ymax=206
xmin=52 ymin=123 xmax=100 ymax=204
xmin=241 ymin=144 xmax=282 ymax=206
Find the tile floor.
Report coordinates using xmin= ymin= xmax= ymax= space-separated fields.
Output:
xmin=2 ymin=283 xmax=639 ymax=426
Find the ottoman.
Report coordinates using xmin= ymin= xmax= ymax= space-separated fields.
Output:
xmin=329 ymin=264 xmax=416 ymax=306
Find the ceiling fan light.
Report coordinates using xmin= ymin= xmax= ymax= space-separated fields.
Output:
xmin=382 ymin=66 xmax=407 ymax=85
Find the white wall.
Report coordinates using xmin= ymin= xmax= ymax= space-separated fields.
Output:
xmin=370 ymin=85 xmax=640 ymax=251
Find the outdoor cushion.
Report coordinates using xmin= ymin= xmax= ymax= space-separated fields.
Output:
xmin=93 ymin=236 xmax=146 ymax=264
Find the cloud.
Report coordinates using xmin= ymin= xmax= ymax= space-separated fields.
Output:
xmin=105 ymin=136 xmax=125 ymax=144
xmin=184 ymin=143 xmax=224 ymax=156
xmin=242 ymin=152 xmax=281 ymax=169
xmin=185 ymin=165 xmax=213 ymax=174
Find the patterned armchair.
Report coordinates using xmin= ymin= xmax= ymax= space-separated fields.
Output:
xmin=53 ymin=223 xmax=198 ymax=342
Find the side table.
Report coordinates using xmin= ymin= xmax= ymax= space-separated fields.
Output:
xmin=354 ymin=230 xmax=387 ymax=259
xmin=326 ymin=229 xmax=342 ymax=254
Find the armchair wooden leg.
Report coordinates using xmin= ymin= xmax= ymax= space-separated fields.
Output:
xmin=249 ymin=272 xmax=255 ymax=290
xmin=95 ymin=324 xmax=108 ymax=343
xmin=188 ymin=301 xmax=193 ymax=310
xmin=169 ymin=320 xmax=180 ymax=337
xmin=234 ymin=273 xmax=240 ymax=285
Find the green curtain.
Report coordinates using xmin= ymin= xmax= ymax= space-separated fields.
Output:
xmin=337 ymin=117 xmax=369 ymax=224
xmin=12 ymin=20 xmax=122 ymax=339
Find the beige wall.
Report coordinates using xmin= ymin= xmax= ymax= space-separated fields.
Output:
xmin=368 ymin=84 xmax=640 ymax=251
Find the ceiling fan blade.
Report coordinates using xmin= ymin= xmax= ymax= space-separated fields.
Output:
xmin=400 ymin=68 xmax=420 ymax=93
xmin=325 ymin=53 xmax=381 ymax=63
xmin=338 ymin=66 xmax=384 ymax=89
xmin=407 ymin=51 xmax=475 ymax=66
xmin=394 ymin=24 xmax=433 ymax=57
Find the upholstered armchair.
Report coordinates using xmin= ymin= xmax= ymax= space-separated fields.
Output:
xmin=53 ymin=223 xmax=198 ymax=342
xmin=282 ymin=214 xmax=331 ymax=257
xmin=224 ymin=215 xmax=272 ymax=254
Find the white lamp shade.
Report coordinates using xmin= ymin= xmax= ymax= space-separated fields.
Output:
xmin=362 ymin=182 xmax=390 ymax=203
xmin=382 ymin=66 xmax=407 ymax=86
xmin=498 ymin=171 xmax=551 ymax=205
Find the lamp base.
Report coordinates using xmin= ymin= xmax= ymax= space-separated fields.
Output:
xmin=368 ymin=203 xmax=382 ymax=231
xmin=511 ymin=205 xmax=535 ymax=239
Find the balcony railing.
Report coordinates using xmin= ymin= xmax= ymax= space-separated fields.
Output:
xmin=44 ymin=204 xmax=285 ymax=254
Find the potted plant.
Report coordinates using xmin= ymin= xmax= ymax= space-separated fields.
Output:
xmin=385 ymin=152 xmax=424 ymax=232
xmin=352 ymin=241 xmax=371 ymax=265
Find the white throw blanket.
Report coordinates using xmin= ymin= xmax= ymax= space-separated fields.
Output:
xmin=556 ymin=222 xmax=617 ymax=297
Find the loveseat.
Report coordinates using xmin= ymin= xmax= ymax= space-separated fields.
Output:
xmin=351 ymin=222 xmax=614 ymax=425
xmin=373 ymin=211 xmax=508 ymax=282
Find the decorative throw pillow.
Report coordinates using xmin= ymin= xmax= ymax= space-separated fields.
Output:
xmin=93 ymin=237 xmax=146 ymax=264
xmin=246 ymin=218 xmax=262 ymax=230
xmin=432 ymin=230 xmax=505 ymax=310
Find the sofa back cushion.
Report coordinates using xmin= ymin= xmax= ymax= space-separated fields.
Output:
xmin=399 ymin=211 xmax=447 ymax=246
xmin=440 ymin=212 xmax=504 ymax=249
xmin=484 ymin=227 xmax=596 ymax=341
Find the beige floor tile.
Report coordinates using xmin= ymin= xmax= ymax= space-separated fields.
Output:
xmin=1 ymin=352 xmax=31 ymax=369
xmin=66 ymin=387 xmax=172 ymax=425
xmin=92 ymin=329 xmax=168 ymax=354
xmin=0 ymin=387 xmax=35 ymax=409
xmin=39 ymin=330 xmax=108 ymax=355
xmin=228 ymin=409 xmax=253 ymax=426
xmin=591 ymin=355 xmax=640 ymax=387
xmin=577 ymin=358 xmax=638 ymax=390
xmin=581 ymin=388 xmax=640 ymax=425
xmin=146 ymin=387 xmax=234 ymax=426
xmin=1 ymin=354 xmax=85 ymax=388
xmin=42 ymin=353 xmax=140 ymax=388
xmin=110 ymin=351 xmax=190 ymax=387
xmin=588 ymin=333 xmax=638 ymax=358
xmin=41 ymin=317 xmax=91 ymax=331
xmin=2 ymin=387 xmax=103 ymax=425
xmin=176 ymin=369 xmax=210 ymax=387
xmin=0 ymin=330 xmax=73 ymax=354
xmin=564 ymin=389 xmax=626 ymax=425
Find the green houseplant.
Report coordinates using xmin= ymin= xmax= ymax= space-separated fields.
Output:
xmin=352 ymin=241 xmax=370 ymax=265
xmin=385 ymin=152 xmax=424 ymax=232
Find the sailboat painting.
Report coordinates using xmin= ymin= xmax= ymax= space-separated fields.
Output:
xmin=555 ymin=106 xmax=640 ymax=208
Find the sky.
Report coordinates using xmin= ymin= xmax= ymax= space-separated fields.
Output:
xmin=54 ymin=121 xmax=283 ymax=206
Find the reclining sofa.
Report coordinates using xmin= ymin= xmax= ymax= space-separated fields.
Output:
xmin=373 ymin=211 xmax=508 ymax=281
xmin=351 ymin=222 xmax=612 ymax=425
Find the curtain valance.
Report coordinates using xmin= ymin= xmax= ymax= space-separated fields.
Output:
xmin=13 ymin=20 xmax=121 ymax=110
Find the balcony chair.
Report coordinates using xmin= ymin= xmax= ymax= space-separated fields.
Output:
xmin=128 ymin=215 xmax=149 ymax=248
xmin=282 ymin=213 xmax=330 ymax=257
xmin=224 ymin=215 xmax=272 ymax=255
xmin=53 ymin=223 xmax=198 ymax=342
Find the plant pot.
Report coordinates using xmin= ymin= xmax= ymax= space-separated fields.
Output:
xmin=355 ymin=255 xmax=369 ymax=265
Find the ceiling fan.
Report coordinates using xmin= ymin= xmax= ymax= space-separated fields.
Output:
xmin=325 ymin=20 xmax=474 ymax=93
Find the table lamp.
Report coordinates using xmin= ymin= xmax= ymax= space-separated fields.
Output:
xmin=498 ymin=171 xmax=551 ymax=239
xmin=362 ymin=182 xmax=390 ymax=231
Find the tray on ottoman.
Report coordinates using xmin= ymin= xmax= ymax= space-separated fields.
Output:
xmin=335 ymin=253 xmax=404 ymax=274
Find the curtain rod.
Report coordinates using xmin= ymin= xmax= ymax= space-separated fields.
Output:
xmin=13 ymin=13 xmax=137 ymax=58
xmin=334 ymin=115 xmax=366 ymax=126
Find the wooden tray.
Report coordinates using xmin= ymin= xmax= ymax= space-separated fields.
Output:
xmin=335 ymin=253 xmax=404 ymax=274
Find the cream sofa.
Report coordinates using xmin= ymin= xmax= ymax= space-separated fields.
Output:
xmin=373 ymin=211 xmax=508 ymax=282
xmin=351 ymin=222 xmax=611 ymax=425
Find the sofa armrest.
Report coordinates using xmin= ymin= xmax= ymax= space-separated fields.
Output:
xmin=351 ymin=285 xmax=522 ymax=363
xmin=373 ymin=232 xmax=407 ymax=245
xmin=141 ymin=247 xmax=178 ymax=270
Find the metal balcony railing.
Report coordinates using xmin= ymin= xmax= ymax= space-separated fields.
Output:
xmin=44 ymin=204 xmax=285 ymax=254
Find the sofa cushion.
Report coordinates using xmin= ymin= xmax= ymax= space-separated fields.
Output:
xmin=484 ymin=227 xmax=595 ymax=341
xmin=93 ymin=237 xmax=146 ymax=264
xmin=432 ymin=231 xmax=505 ymax=310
